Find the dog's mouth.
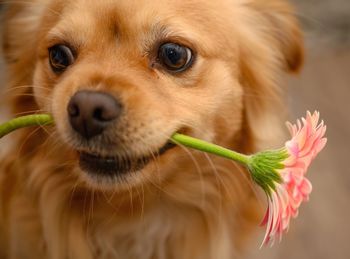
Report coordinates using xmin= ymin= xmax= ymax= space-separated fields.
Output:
xmin=79 ymin=141 xmax=176 ymax=177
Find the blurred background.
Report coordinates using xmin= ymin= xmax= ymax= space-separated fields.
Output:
xmin=0 ymin=1 xmax=349 ymax=258
xmin=248 ymin=1 xmax=350 ymax=258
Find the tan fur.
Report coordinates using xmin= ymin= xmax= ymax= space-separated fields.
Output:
xmin=0 ymin=0 xmax=303 ymax=258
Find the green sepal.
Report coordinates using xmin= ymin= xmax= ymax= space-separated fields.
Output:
xmin=247 ymin=148 xmax=289 ymax=196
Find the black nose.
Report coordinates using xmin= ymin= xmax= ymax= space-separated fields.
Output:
xmin=67 ymin=91 xmax=122 ymax=139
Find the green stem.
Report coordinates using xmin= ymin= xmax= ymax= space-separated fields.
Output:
xmin=0 ymin=114 xmax=54 ymax=139
xmin=0 ymin=114 xmax=251 ymax=167
xmin=170 ymin=133 xmax=251 ymax=166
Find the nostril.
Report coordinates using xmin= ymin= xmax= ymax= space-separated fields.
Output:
xmin=68 ymin=103 xmax=80 ymax=117
xmin=93 ymin=107 xmax=104 ymax=121
xmin=92 ymin=102 xmax=121 ymax=122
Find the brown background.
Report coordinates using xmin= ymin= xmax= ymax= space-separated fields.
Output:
xmin=1 ymin=1 xmax=349 ymax=258
xmin=248 ymin=1 xmax=350 ymax=258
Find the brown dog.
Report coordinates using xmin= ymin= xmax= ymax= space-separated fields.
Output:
xmin=0 ymin=0 xmax=303 ymax=258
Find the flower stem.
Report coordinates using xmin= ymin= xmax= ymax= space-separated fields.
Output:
xmin=170 ymin=133 xmax=251 ymax=165
xmin=0 ymin=114 xmax=54 ymax=139
xmin=0 ymin=114 xmax=251 ymax=168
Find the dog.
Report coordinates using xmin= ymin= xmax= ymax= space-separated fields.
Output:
xmin=0 ymin=0 xmax=303 ymax=258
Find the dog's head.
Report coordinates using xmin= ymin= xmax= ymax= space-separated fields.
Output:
xmin=3 ymin=0 xmax=303 ymax=189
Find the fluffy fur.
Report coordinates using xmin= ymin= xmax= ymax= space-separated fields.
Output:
xmin=0 ymin=0 xmax=303 ymax=258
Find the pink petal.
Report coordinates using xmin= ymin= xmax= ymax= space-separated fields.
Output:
xmin=299 ymin=178 xmax=313 ymax=195
xmin=261 ymin=111 xmax=326 ymax=247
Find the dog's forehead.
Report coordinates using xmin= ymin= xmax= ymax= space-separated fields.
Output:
xmin=49 ymin=0 xmax=234 ymax=36
xmin=43 ymin=0 xmax=240 ymax=59
xmin=63 ymin=0 xmax=223 ymax=16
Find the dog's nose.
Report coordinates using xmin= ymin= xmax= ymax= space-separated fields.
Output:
xmin=67 ymin=91 xmax=122 ymax=139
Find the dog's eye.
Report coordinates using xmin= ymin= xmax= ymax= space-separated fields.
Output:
xmin=49 ymin=45 xmax=75 ymax=73
xmin=158 ymin=43 xmax=193 ymax=72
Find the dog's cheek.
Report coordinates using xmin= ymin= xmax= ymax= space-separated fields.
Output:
xmin=50 ymin=80 xmax=81 ymax=140
xmin=175 ymin=61 xmax=244 ymax=142
xmin=32 ymin=62 xmax=56 ymax=111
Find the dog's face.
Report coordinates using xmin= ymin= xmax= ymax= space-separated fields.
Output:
xmin=31 ymin=0 xmax=244 ymax=188
xmin=11 ymin=0 xmax=302 ymax=189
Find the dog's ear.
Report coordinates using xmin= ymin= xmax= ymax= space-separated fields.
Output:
xmin=251 ymin=1 xmax=304 ymax=73
xmin=1 ymin=2 xmax=45 ymax=114
xmin=237 ymin=1 xmax=304 ymax=74
xmin=236 ymin=1 xmax=304 ymax=150
xmin=261 ymin=1 xmax=304 ymax=72
xmin=2 ymin=3 xmax=42 ymax=64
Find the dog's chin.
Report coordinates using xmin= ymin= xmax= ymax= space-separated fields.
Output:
xmin=77 ymin=141 xmax=176 ymax=189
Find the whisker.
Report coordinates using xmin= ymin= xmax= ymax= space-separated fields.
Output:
xmin=127 ymin=180 xmax=134 ymax=217
xmin=83 ymin=188 xmax=90 ymax=240
xmin=11 ymin=109 xmax=47 ymax=117
xmin=4 ymin=84 xmax=52 ymax=94
xmin=229 ymin=161 xmax=266 ymax=210
xmin=177 ymin=144 xmax=207 ymax=207
xmin=88 ymin=189 xmax=95 ymax=233
xmin=139 ymin=179 xmax=146 ymax=219
xmin=69 ymin=178 xmax=82 ymax=210
xmin=202 ymin=154 xmax=226 ymax=208
xmin=10 ymin=93 xmax=53 ymax=102
xmin=16 ymin=126 xmax=44 ymax=156
xmin=132 ymin=134 xmax=183 ymax=199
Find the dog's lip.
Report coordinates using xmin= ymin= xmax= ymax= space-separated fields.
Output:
xmin=78 ymin=141 xmax=176 ymax=177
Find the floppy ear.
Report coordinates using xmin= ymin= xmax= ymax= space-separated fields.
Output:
xmin=1 ymin=1 xmax=45 ymax=114
xmin=257 ymin=1 xmax=304 ymax=72
xmin=242 ymin=0 xmax=304 ymax=73
xmin=236 ymin=1 xmax=304 ymax=150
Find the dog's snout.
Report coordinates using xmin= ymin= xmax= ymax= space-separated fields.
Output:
xmin=67 ymin=91 xmax=122 ymax=139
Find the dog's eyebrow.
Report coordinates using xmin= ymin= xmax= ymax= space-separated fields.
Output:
xmin=145 ymin=22 xmax=199 ymax=51
xmin=150 ymin=23 xmax=172 ymax=39
xmin=44 ymin=27 xmax=84 ymax=52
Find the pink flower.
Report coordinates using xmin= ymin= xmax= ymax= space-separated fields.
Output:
xmin=261 ymin=111 xmax=327 ymax=246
